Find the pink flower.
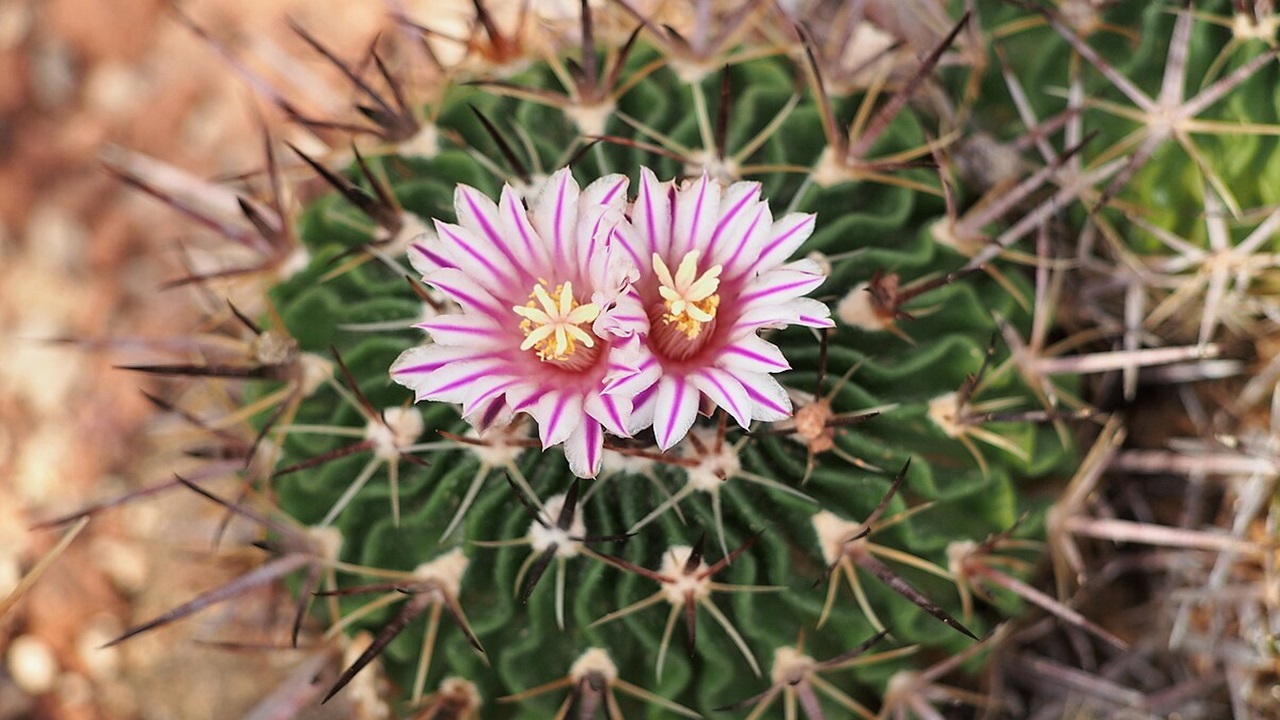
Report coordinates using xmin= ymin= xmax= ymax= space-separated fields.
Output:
xmin=391 ymin=169 xmax=648 ymax=478
xmin=610 ymin=169 xmax=833 ymax=450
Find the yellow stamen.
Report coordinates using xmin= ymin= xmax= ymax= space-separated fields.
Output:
xmin=653 ymin=251 xmax=722 ymax=339
xmin=513 ymin=280 xmax=600 ymax=363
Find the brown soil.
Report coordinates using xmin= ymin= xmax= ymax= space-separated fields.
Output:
xmin=0 ymin=2 xmax=391 ymax=718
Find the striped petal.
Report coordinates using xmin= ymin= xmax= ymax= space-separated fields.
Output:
xmin=465 ymin=396 xmax=515 ymax=431
xmin=391 ymin=344 xmax=505 ymax=381
xmin=596 ymin=286 xmax=649 ymax=338
xmin=610 ymin=222 xmax=650 ymax=277
xmin=736 ymin=297 xmax=834 ymax=333
xmin=602 ymin=337 xmax=661 ymax=396
xmin=690 ymin=368 xmax=752 ymax=429
xmin=531 ymin=168 xmax=580 ymax=270
xmin=653 ymin=375 xmax=701 ymax=451
xmin=736 ymin=266 xmax=828 ymax=308
xmin=530 ymin=391 xmax=585 ymax=449
xmin=563 ymin=418 xmax=605 ymax=478
xmin=407 ymin=236 xmax=448 ymax=275
xmin=424 ymin=267 xmax=509 ymax=321
xmin=705 ymin=180 xmax=762 ymax=263
xmin=581 ymin=173 xmax=629 ymax=211
xmin=717 ymin=335 xmax=791 ymax=375
xmin=586 ymin=392 xmax=632 ymax=437
xmin=416 ymin=314 xmax=508 ymax=347
xmin=632 ymin=167 xmax=673 ymax=259
xmin=740 ymin=212 xmax=815 ymax=279
xmin=715 ymin=203 xmax=772 ymax=280
xmin=496 ymin=184 xmax=549 ymax=273
xmin=434 ymin=220 xmax=518 ymax=294
xmin=453 ymin=184 xmax=525 ymax=283
xmin=397 ymin=358 xmax=508 ymax=405
xmin=671 ymin=173 xmax=720 ymax=260
xmin=737 ymin=371 xmax=793 ymax=422
xmin=792 ymin=298 xmax=836 ymax=329
xmin=628 ymin=382 xmax=660 ymax=434
xmin=461 ymin=375 xmax=524 ymax=417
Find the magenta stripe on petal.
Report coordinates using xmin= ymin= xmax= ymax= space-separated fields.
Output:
xmin=601 ymin=180 xmax=624 ymax=205
xmin=431 ymin=366 xmax=505 ymax=396
xmin=707 ymin=185 xmax=757 ymax=258
xmin=479 ymin=399 xmax=506 ymax=428
xmin=431 ymin=277 xmax=507 ymax=319
xmin=583 ymin=212 xmax=608 ymax=268
xmin=429 ymin=277 xmax=489 ymax=308
xmin=605 ymin=355 xmax=657 ymax=391
xmin=656 ymin=376 xmax=697 ymax=449
xmin=583 ymin=421 xmax=601 ymax=472
xmin=610 ymin=354 xmax=656 ymax=376
xmin=658 ymin=378 xmax=683 ymax=446
xmin=598 ymin=394 xmax=626 ymax=434
xmin=719 ymin=209 xmax=765 ymax=274
xmin=506 ymin=191 xmax=538 ymax=264
xmin=553 ymin=173 xmax=570 ymax=265
xmin=394 ymin=349 xmax=505 ymax=376
xmin=615 ymin=227 xmax=645 ymax=269
xmin=688 ymin=176 xmax=708 ymax=248
xmin=441 ymin=225 xmax=510 ymax=285
xmin=464 ymin=377 xmax=521 ymax=413
xmin=633 ymin=383 xmax=656 ymax=409
xmin=543 ymin=393 xmax=570 ymax=447
xmin=421 ymin=319 xmax=502 ymax=338
xmin=755 ymin=218 xmax=809 ymax=267
xmin=642 ymin=180 xmax=658 ymax=247
xmin=666 ymin=185 xmax=677 ymax=236
xmin=738 ymin=276 xmax=823 ymax=304
xmin=463 ymin=191 xmax=522 ymax=270
xmin=743 ymin=381 xmax=789 ymax=416
xmin=412 ymin=243 xmax=452 ymax=271
xmin=697 ymin=370 xmax=744 ymax=422
xmin=513 ymin=387 xmax=550 ymax=413
xmin=721 ymin=344 xmax=787 ymax=371
xmin=391 ymin=363 xmax=441 ymax=375
xmin=799 ymin=314 xmax=836 ymax=327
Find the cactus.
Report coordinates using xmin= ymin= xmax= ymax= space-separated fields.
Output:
xmin=73 ymin=0 xmax=1280 ymax=717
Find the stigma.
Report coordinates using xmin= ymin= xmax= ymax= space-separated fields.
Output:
xmin=513 ymin=280 xmax=600 ymax=368
xmin=653 ymin=251 xmax=722 ymax=340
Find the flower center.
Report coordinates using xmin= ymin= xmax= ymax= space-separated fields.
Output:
xmin=650 ymin=251 xmax=722 ymax=361
xmin=513 ymin=280 xmax=601 ymax=370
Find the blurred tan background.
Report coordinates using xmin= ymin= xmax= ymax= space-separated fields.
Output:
xmin=0 ymin=1 xmax=440 ymax=717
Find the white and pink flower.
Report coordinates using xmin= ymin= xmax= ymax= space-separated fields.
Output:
xmin=391 ymin=168 xmax=648 ymax=478
xmin=610 ymin=169 xmax=834 ymax=449
xmin=392 ymin=166 xmax=832 ymax=476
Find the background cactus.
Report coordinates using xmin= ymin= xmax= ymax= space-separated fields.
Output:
xmin=29 ymin=0 xmax=1280 ymax=718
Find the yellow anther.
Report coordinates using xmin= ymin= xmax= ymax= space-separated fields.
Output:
xmin=653 ymin=251 xmax=722 ymax=340
xmin=513 ymin=280 xmax=600 ymax=362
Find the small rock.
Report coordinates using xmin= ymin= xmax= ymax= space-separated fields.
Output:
xmin=90 ymin=537 xmax=148 ymax=595
xmin=77 ymin=614 xmax=123 ymax=680
xmin=7 ymin=634 xmax=59 ymax=695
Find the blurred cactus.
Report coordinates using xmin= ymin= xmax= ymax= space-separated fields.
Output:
xmin=71 ymin=0 xmax=1280 ymax=717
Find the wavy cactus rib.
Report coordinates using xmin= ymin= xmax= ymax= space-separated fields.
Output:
xmin=88 ymin=0 xmax=1280 ymax=718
